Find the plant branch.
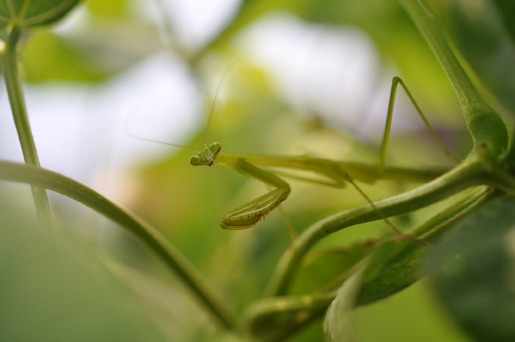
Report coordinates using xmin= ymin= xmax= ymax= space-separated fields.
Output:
xmin=1 ymin=25 xmax=52 ymax=229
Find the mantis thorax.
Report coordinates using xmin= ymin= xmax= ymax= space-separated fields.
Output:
xmin=190 ymin=142 xmax=222 ymax=166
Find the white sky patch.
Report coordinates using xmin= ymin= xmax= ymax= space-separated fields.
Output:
xmin=139 ymin=0 xmax=242 ymax=50
xmin=233 ymin=14 xmax=393 ymax=137
xmin=0 ymin=53 xmax=200 ymax=191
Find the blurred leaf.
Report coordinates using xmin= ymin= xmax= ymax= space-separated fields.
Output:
xmin=0 ymin=0 xmax=82 ymax=33
xmin=426 ymin=195 xmax=515 ymax=342
xmin=22 ymin=31 xmax=112 ymax=82
xmin=206 ymin=0 xmax=403 ymax=52
xmin=324 ymin=259 xmax=369 ymax=342
xmin=491 ymin=0 xmax=515 ymax=47
xmin=357 ymin=235 xmax=425 ymax=304
xmin=87 ymin=0 xmax=129 ymax=18
xmin=0 ymin=203 xmax=167 ymax=342
xmin=440 ymin=0 xmax=515 ymax=117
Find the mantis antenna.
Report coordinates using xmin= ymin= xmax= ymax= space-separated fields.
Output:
xmin=123 ymin=112 xmax=200 ymax=152
xmin=203 ymin=61 xmax=240 ymax=149
xmin=124 ymin=62 xmax=238 ymax=153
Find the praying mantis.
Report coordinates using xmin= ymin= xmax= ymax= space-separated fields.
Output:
xmin=136 ymin=76 xmax=457 ymax=231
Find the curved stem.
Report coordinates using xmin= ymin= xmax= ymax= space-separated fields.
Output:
xmin=266 ymin=156 xmax=489 ymax=296
xmin=245 ymin=186 xmax=493 ymax=341
xmin=0 ymin=161 xmax=240 ymax=332
xmin=1 ymin=26 xmax=52 ymax=229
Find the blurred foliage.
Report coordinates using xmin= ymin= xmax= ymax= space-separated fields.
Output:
xmin=433 ymin=0 xmax=515 ymax=118
xmin=0 ymin=0 xmax=81 ymax=33
xmin=2 ymin=0 xmax=513 ymax=341
xmin=22 ymin=31 xmax=109 ymax=82
xmin=426 ymin=195 xmax=515 ymax=342
xmin=205 ymin=0 xmax=462 ymax=111
xmin=0 ymin=198 xmax=167 ymax=342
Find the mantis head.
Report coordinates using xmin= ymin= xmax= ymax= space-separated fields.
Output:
xmin=190 ymin=142 xmax=222 ymax=166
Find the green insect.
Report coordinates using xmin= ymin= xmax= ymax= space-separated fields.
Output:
xmin=131 ymin=77 xmax=456 ymax=231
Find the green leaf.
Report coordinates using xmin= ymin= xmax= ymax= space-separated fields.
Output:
xmin=0 ymin=0 xmax=82 ymax=33
xmin=324 ymin=260 xmax=369 ymax=342
xmin=426 ymin=195 xmax=515 ymax=342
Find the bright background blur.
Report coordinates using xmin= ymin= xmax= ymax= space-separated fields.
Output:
xmin=0 ymin=0 xmax=475 ymax=341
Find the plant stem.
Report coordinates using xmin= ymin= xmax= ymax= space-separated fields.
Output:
xmin=399 ymin=0 xmax=508 ymax=157
xmin=266 ymin=156 xmax=489 ymax=296
xmin=0 ymin=161 xmax=240 ymax=331
xmin=1 ymin=26 xmax=52 ymax=229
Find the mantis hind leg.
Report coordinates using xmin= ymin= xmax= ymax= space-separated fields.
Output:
xmin=379 ymin=76 xmax=460 ymax=168
xmin=330 ymin=165 xmax=402 ymax=235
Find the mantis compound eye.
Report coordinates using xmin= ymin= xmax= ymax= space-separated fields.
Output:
xmin=189 ymin=155 xmax=202 ymax=166
xmin=209 ymin=142 xmax=222 ymax=155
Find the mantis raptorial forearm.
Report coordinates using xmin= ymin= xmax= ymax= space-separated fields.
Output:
xmin=215 ymin=157 xmax=291 ymax=230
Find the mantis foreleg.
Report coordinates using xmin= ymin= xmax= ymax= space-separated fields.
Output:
xmin=219 ymin=158 xmax=291 ymax=230
xmin=219 ymin=156 xmax=400 ymax=234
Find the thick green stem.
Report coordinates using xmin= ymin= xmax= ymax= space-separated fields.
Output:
xmin=266 ymin=156 xmax=489 ymax=296
xmin=399 ymin=0 xmax=508 ymax=157
xmin=1 ymin=26 xmax=52 ymax=228
xmin=0 ymin=161 xmax=240 ymax=332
